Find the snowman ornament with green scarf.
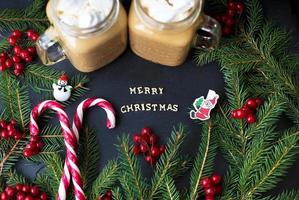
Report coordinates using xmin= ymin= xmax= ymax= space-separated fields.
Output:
xmin=190 ymin=90 xmax=219 ymax=121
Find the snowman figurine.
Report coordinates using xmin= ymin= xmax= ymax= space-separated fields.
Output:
xmin=53 ymin=74 xmax=73 ymax=102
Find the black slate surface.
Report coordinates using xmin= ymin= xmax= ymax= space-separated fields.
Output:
xmin=1 ymin=0 xmax=298 ymax=197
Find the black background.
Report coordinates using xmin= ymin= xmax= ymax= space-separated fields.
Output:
xmin=0 ymin=0 xmax=298 ymax=197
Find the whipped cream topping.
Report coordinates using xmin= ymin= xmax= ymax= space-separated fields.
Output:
xmin=140 ymin=0 xmax=195 ymax=23
xmin=56 ymin=0 xmax=114 ymax=28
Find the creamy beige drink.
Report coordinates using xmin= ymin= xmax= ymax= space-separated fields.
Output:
xmin=37 ymin=0 xmax=127 ymax=72
xmin=129 ymin=0 xmax=220 ymax=67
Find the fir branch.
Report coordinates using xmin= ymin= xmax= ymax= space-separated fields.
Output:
xmin=78 ymin=128 xmax=100 ymax=193
xmin=6 ymin=170 xmax=27 ymax=185
xmin=89 ymin=160 xmax=119 ymax=199
xmin=112 ymin=187 xmax=124 ymax=200
xmin=150 ymin=125 xmax=186 ymax=199
xmin=161 ymin=176 xmax=180 ymax=200
xmin=273 ymin=190 xmax=299 ymax=200
xmin=188 ymin=120 xmax=217 ymax=200
xmin=117 ymin=136 xmax=148 ymax=200
xmin=118 ymin=173 xmax=136 ymax=200
xmin=0 ymin=0 xmax=49 ymax=32
xmin=34 ymin=174 xmax=56 ymax=199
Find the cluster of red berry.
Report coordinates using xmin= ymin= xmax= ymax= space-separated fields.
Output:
xmin=201 ymin=174 xmax=222 ymax=200
xmin=213 ymin=0 xmax=245 ymax=36
xmin=97 ymin=190 xmax=112 ymax=200
xmin=0 ymin=29 xmax=39 ymax=76
xmin=0 ymin=119 xmax=23 ymax=140
xmin=23 ymin=135 xmax=45 ymax=158
xmin=231 ymin=97 xmax=263 ymax=124
xmin=132 ymin=127 xmax=166 ymax=165
xmin=0 ymin=184 xmax=48 ymax=200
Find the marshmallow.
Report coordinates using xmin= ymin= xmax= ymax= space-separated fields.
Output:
xmin=140 ymin=0 xmax=195 ymax=23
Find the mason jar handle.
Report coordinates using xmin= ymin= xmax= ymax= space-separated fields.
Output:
xmin=36 ymin=26 xmax=66 ymax=65
xmin=193 ymin=14 xmax=221 ymax=50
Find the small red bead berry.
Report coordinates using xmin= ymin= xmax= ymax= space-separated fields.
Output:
xmin=159 ymin=145 xmax=166 ymax=154
xmin=222 ymin=26 xmax=233 ymax=36
xmin=145 ymin=155 xmax=156 ymax=165
xmin=246 ymin=98 xmax=258 ymax=109
xmin=133 ymin=134 xmax=142 ymax=144
xmin=255 ymin=97 xmax=263 ymax=106
xmin=40 ymin=192 xmax=48 ymax=200
xmin=30 ymin=135 xmax=39 ymax=143
xmin=241 ymin=105 xmax=255 ymax=116
xmin=236 ymin=2 xmax=245 ymax=13
xmin=22 ymin=185 xmax=30 ymax=193
xmin=17 ymin=192 xmax=26 ymax=200
xmin=30 ymin=33 xmax=39 ymax=41
xmin=12 ymin=55 xmax=22 ymax=63
xmin=0 ymin=192 xmax=8 ymax=200
xmin=201 ymin=177 xmax=212 ymax=188
xmin=16 ymin=184 xmax=23 ymax=191
xmin=14 ymin=69 xmax=23 ymax=77
xmin=24 ymin=195 xmax=34 ymax=200
xmin=30 ymin=186 xmax=40 ymax=196
xmin=133 ymin=145 xmax=141 ymax=155
xmin=20 ymin=50 xmax=31 ymax=59
xmin=225 ymin=17 xmax=235 ymax=27
xmin=141 ymin=127 xmax=152 ymax=136
xmin=8 ymin=36 xmax=18 ymax=46
xmin=14 ymin=132 xmax=23 ymax=140
xmin=0 ymin=64 xmax=6 ymax=72
xmin=12 ymin=30 xmax=22 ymax=38
xmin=140 ymin=144 xmax=148 ymax=153
xmin=106 ymin=190 xmax=112 ymax=197
xmin=211 ymin=173 xmax=221 ymax=185
xmin=215 ymin=185 xmax=222 ymax=195
xmin=227 ymin=9 xmax=236 ymax=17
xmin=5 ymin=186 xmax=16 ymax=197
xmin=5 ymin=59 xmax=14 ymax=68
xmin=23 ymin=149 xmax=34 ymax=158
xmin=13 ymin=46 xmax=23 ymax=55
xmin=24 ymin=56 xmax=32 ymax=63
xmin=227 ymin=2 xmax=236 ymax=10
xmin=0 ymin=56 xmax=6 ymax=63
xmin=1 ymin=130 xmax=9 ymax=138
xmin=27 ymin=46 xmax=37 ymax=55
xmin=205 ymin=196 xmax=215 ymax=200
xmin=205 ymin=187 xmax=216 ymax=196
xmin=150 ymin=146 xmax=160 ymax=157
xmin=26 ymin=29 xmax=35 ymax=38
xmin=246 ymin=115 xmax=256 ymax=124
xmin=231 ymin=109 xmax=246 ymax=119
xmin=0 ymin=52 xmax=8 ymax=58
xmin=15 ymin=63 xmax=24 ymax=70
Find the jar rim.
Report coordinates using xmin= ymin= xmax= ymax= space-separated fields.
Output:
xmin=134 ymin=0 xmax=203 ymax=30
xmin=51 ymin=0 xmax=119 ymax=37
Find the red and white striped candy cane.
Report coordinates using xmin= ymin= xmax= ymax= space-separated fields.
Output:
xmin=29 ymin=100 xmax=85 ymax=200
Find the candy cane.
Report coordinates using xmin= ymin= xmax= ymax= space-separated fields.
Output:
xmin=72 ymin=97 xmax=116 ymax=142
xmin=29 ymin=100 xmax=85 ymax=200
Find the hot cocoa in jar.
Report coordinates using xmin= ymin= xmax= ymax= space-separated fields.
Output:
xmin=129 ymin=0 xmax=221 ymax=67
xmin=37 ymin=0 xmax=127 ymax=72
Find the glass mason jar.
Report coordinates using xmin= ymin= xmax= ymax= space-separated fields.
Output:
xmin=129 ymin=0 xmax=221 ymax=67
xmin=36 ymin=0 xmax=127 ymax=72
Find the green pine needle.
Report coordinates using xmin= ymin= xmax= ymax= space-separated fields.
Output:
xmin=161 ymin=176 xmax=180 ymax=200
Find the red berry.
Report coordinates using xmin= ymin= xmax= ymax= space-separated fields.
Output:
xmin=236 ymin=2 xmax=245 ymax=13
xmin=222 ymin=26 xmax=232 ymax=36
xmin=22 ymin=185 xmax=30 ymax=193
xmin=17 ymin=192 xmax=26 ymax=200
xmin=0 ymin=120 xmax=7 ymax=128
xmin=25 ymin=195 xmax=34 ymax=200
xmin=0 ymin=64 xmax=6 ymax=72
xmin=36 ymin=141 xmax=44 ymax=149
xmin=20 ymin=50 xmax=31 ymax=59
xmin=7 ymin=123 xmax=15 ymax=131
xmin=13 ymin=46 xmax=23 ymax=55
xmin=140 ymin=144 xmax=148 ymax=153
xmin=149 ymin=135 xmax=158 ymax=145
xmin=12 ymin=55 xmax=22 ymax=63
xmin=246 ymin=115 xmax=256 ymax=124
xmin=39 ymin=192 xmax=48 ymax=200
xmin=133 ymin=145 xmax=141 ymax=155
xmin=235 ymin=109 xmax=246 ymax=119
xmin=215 ymin=185 xmax=222 ymax=195
xmin=141 ymin=134 xmax=150 ymax=143
xmin=0 ymin=192 xmax=8 ymax=200
xmin=211 ymin=173 xmax=221 ymax=185
xmin=145 ymin=155 xmax=156 ymax=165
xmin=1 ymin=130 xmax=9 ymax=138
xmin=5 ymin=185 xmax=16 ymax=197
xmin=246 ymin=98 xmax=258 ymax=109
xmin=8 ymin=36 xmax=18 ymax=46
xmin=14 ymin=69 xmax=23 ymax=77
xmin=8 ymin=130 xmax=16 ymax=137
xmin=26 ymin=29 xmax=35 ymax=38
xmin=16 ymin=184 xmax=23 ymax=191
xmin=12 ymin=30 xmax=22 ymax=38
xmin=106 ymin=190 xmax=112 ymax=197
xmin=14 ymin=132 xmax=23 ymax=140
xmin=255 ymin=97 xmax=263 ymax=106
xmin=201 ymin=177 xmax=212 ymax=188
xmin=10 ymin=119 xmax=17 ymax=125
xmin=5 ymin=59 xmax=14 ymax=68
xmin=159 ymin=145 xmax=166 ymax=154
xmin=23 ymin=149 xmax=34 ymax=157
xmin=205 ymin=187 xmax=216 ymax=196
xmin=30 ymin=186 xmax=40 ymax=196
xmin=0 ymin=56 xmax=6 ymax=63
xmin=133 ymin=134 xmax=142 ymax=144
xmin=241 ymin=105 xmax=255 ymax=116
xmin=227 ymin=2 xmax=236 ymax=10
xmin=141 ymin=127 xmax=152 ymax=136
xmin=0 ymin=52 xmax=8 ymax=58
xmin=30 ymin=34 xmax=39 ymax=41
xmin=15 ymin=63 xmax=24 ymax=70
xmin=24 ymin=56 xmax=32 ymax=63
xmin=27 ymin=46 xmax=37 ymax=55
xmin=225 ymin=17 xmax=235 ymax=27
xmin=150 ymin=146 xmax=160 ymax=157
xmin=227 ymin=9 xmax=236 ymax=17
